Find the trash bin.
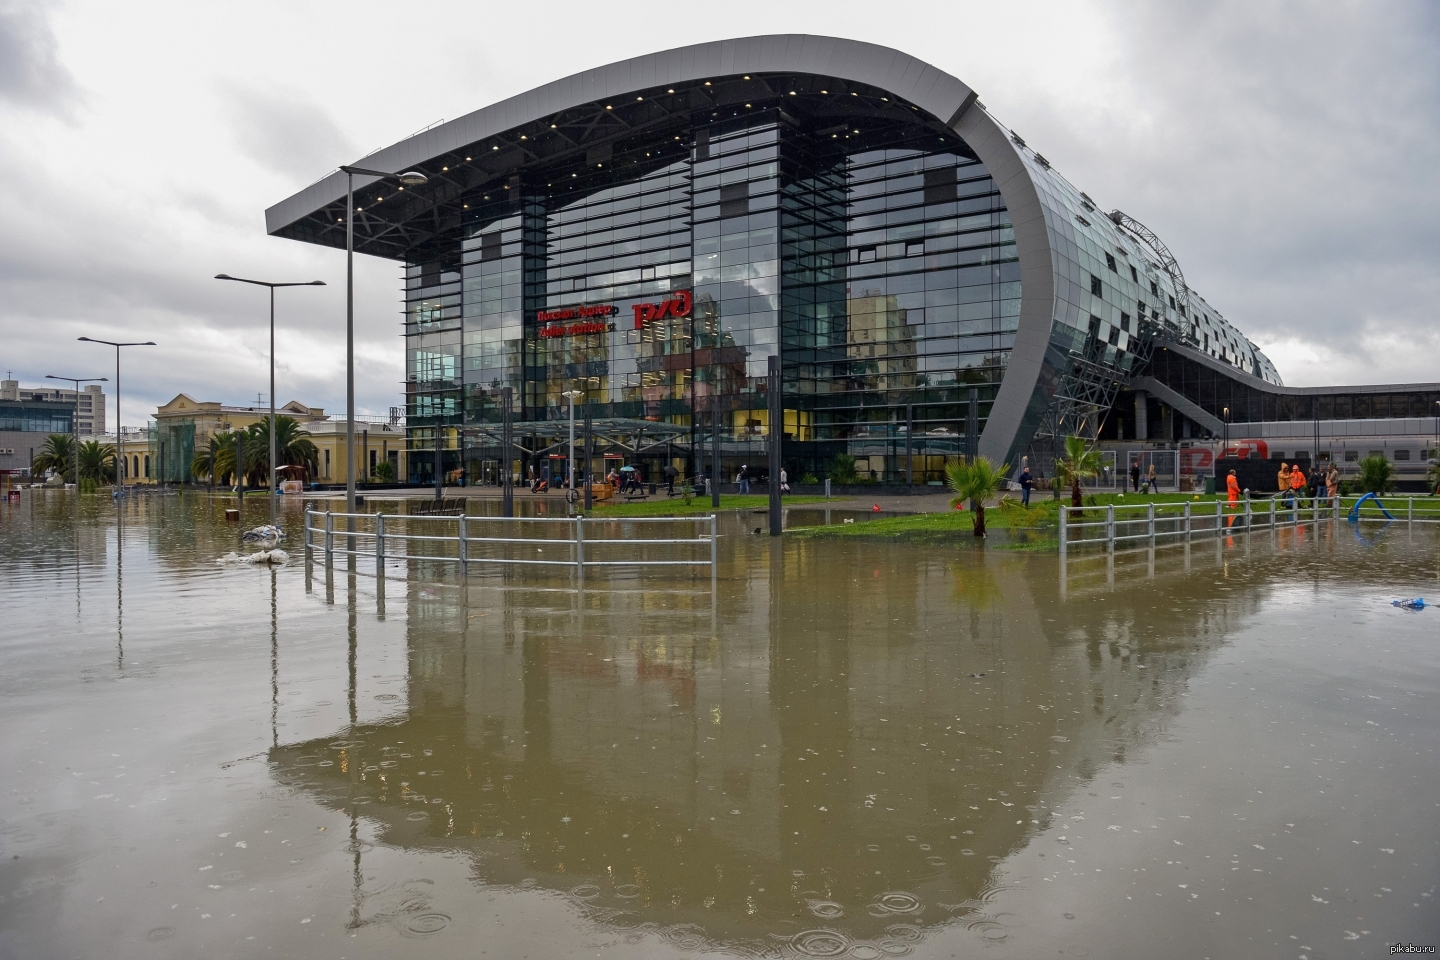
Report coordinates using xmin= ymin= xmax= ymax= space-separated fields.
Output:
xmin=648 ymin=481 xmax=657 ymax=495
xmin=1204 ymin=475 xmax=1216 ymax=495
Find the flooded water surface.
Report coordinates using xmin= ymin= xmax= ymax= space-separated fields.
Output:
xmin=1 ymin=493 xmax=1437 ymax=958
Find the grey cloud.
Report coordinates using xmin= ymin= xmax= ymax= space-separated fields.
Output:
xmin=1022 ymin=1 xmax=1440 ymax=385
xmin=218 ymin=83 xmax=356 ymax=182
xmin=0 ymin=0 xmax=80 ymax=116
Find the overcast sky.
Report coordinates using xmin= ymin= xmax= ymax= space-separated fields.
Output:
xmin=1 ymin=0 xmax=1436 ymax=431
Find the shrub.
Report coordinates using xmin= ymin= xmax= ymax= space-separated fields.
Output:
xmin=828 ymin=454 xmax=859 ymax=484
xmin=1355 ymin=454 xmax=1395 ymax=495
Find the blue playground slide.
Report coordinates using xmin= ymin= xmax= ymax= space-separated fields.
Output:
xmin=1348 ymin=492 xmax=1396 ymax=523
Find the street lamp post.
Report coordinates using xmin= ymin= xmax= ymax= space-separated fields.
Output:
xmin=215 ymin=274 xmax=325 ymax=527
xmin=45 ymin=375 xmax=107 ymax=489
xmin=78 ymin=338 xmax=156 ymax=495
xmin=1222 ymin=406 xmax=1230 ymax=458
xmin=336 ymin=163 xmax=428 ymax=516
xmin=562 ymin=389 xmax=581 ymax=512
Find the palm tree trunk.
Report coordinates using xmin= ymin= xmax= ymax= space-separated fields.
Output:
xmin=973 ymin=503 xmax=986 ymax=537
xmin=1071 ymin=479 xmax=1083 ymax=508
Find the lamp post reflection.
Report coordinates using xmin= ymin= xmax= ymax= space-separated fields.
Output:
xmin=271 ymin=566 xmax=279 ymax=749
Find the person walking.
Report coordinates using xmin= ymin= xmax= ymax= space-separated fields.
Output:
xmin=737 ymin=464 xmax=750 ymax=495
xmin=1145 ymin=463 xmax=1158 ymax=494
xmin=1129 ymin=459 xmax=1141 ymax=493
xmin=1277 ymin=462 xmax=1292 ymax=509
xmin=1226 ymin=468 xmax=1240 ymax=503
xmin=1326 ymin=463 xmax=1341 ymax=503
xmin=1019 ymin=462 xmax=1034 ymax=507
xmin=779 ymin=467 xmax=789 ymax=494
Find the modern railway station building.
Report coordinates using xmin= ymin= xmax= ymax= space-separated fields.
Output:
xmin=266 ymin=36 xmax=1439 ymax=489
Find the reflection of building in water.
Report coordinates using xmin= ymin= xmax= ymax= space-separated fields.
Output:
xmin=273 ymin=549 xmax=1254 ymax=948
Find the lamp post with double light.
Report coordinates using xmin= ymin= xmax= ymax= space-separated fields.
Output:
xmin=77 ymin=338 xmax=155 ymax=493
xmin=214 ymin=274 xmax=326 ymax=527
xmin=45 ymin=374 xmax=107 ymax=489
xmin=336 ymin=163 xmax=428 ymax=514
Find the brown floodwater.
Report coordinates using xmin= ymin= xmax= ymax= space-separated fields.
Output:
xmin=1 ymin=492 xmax=1437 ymax=959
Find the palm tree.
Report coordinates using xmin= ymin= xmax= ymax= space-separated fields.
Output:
xmin=947 ymin=455 xmax=1009 ymax=537
xmin=77 ymin=440 xmax=117 ymax=484
xmin=31 ymin=434 xmax=76 ymax=480
xmin=1355 ymin=454 xmax=1395 ymax=495
xmin=191 ymin=431 xmax=245 ymax=486
xmin=828 ymin=453 xmax=859 ymax=484
xmin=1427 ymin=458 xmax=1440 ymax=496
xmin=1055 ymin=435 xmax=1103 ymax=508
xmin=244 ymin=416 xmax=319 ymax=486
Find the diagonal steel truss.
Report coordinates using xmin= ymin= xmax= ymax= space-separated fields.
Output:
xmin=1028 ymin=315 xmax=1160 ymax=475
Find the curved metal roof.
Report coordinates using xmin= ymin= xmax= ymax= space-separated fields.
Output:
xmin=264 ymin=35 xmax=974 ymax=236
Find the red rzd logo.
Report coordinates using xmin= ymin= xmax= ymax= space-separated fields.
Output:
xmin=632 ymin=290 xmax=693 ymax=329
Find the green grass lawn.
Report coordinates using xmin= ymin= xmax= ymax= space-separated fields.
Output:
xmin=785 ymin=489 xmax=1440 ymax=548
xmin=585 ymin=494 xmax=827 ymax=517
xmin=785 ymin=508 xmax=1058 ymax=546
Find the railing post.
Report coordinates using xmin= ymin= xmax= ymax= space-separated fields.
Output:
xmin=324 ymin=508 xmax=333 ymax=568
xmin=1058 ymin=505 xmax=1068 ymax=560
xmin=1148 ymin=502 xmax=1156 ymax=544
xmin=1407 ymin=497 xmax=1413 ymax=524
xmin=375 ymin=512 xmax=385 ymax=579
xmin=457 ymin=513 xmax=468 ymax=577
xmin=1243 ymin=497 xmax=1251 ymax=530
xmin=710 ymin=514 xmax=718 ymax=581
xmin=575 ymin=515 xmax=585 ymax=573
xmin=1215 ymin=499 xmax=1222 ymax=534
xmin=1183 ymin=501 xmax=1191 ymax=539
xmin=1105 ymin=504 xmax=1115 ymax=550
xmin=304 ymin=507 xmax=313 ymax=558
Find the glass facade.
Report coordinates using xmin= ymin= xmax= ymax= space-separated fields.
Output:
xmin=1148 ymin=348 xmax=1440 ymax=425
xmin=0 ymin=400 xmax=75 ymax=434
xmin=267 ymin=42 xmax=1314 ymax=486
xmin=399 ymin=94 xmax=1035 ymax=485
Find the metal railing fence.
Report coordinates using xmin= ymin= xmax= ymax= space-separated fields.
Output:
xmin=303 ymin=508 xmax=717 ymax=579
xmin=1059 ymin=495 xmax=1440 ymax=557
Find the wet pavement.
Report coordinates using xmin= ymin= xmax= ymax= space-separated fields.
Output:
xmin=0 ymin=491 xmax=1436 ymax=958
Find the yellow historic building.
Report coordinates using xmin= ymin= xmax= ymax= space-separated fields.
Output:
xmin=302 ymin=419 xmax=407 ymax=485
xmin=118 ymin=394 xmax=326 ymax=484
xmin=113 ymin=394 xmax=406 ymax=486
